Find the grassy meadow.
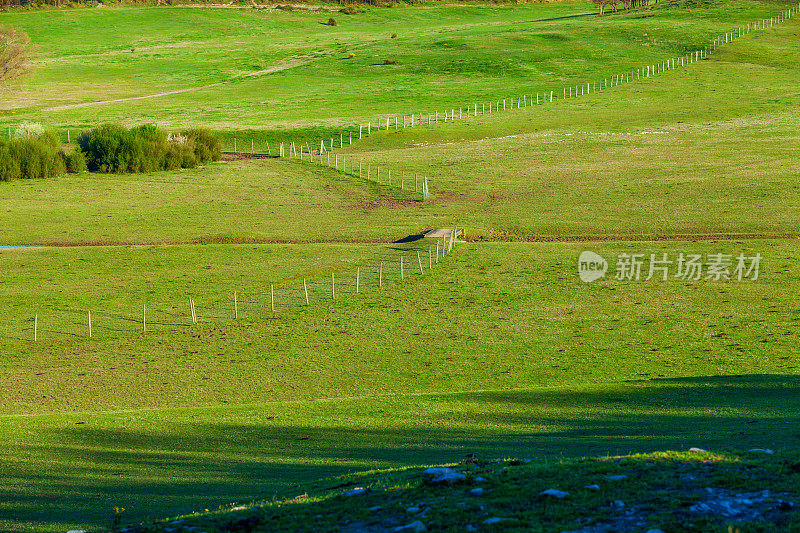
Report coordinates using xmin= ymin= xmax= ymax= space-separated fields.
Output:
xmin=0 ymin=0 xmax=799 ymax=531
xmin=0 ymin=0 xmax=790 ymax=131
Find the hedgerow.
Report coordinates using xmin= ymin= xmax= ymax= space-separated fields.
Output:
xmin=0 ymin=128 xmax=65 ymax=180
xmin=77 ymin=124 xmax=220 ymax=173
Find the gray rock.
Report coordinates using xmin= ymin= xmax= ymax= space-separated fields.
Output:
xmin=343 ymin=487 xmax=367 ymax=496
xmin=422 ymin=467 xmax=465 ymax=486
xmin=613 ymin=500 xmax=625 ymax=509
xmin=474 ymin=476 xmax=487 ymax=483
xmin=646 ymin=529 xmax=666 ymax=533
xmin=584 ymin=484 xmax=600 ymax=491
xmin=606 ymin=475 xmax=627 ymax=481
xmin=749 ymin=448 xmax=774 ymax=454
xmin=393 ymin=520 xmax=426 ymax=532
xmin=368 ymin=506 xmax=381 ymax=512
xmin=483 ymin=517 xmax=512 ymax=525
xmin=469 ymin=487 xmax=484 ymax=496
xmin=689 ymin=447 xmax=707 ymax=453
xmin=540 ymin=488 xmax=569 ymax=499
xmin=406 ymin=506 xmax=420 ymax=513
xmin=465 ymin=526 xmax=478 ymax=532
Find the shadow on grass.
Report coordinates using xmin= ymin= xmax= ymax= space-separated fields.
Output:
xmin=1 ymin=374 xmax=798 ymax=532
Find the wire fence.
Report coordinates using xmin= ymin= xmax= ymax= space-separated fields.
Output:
xmin=2 ymin=5 xmax=795 ymax=199
xmin=3 ymin=234 xmax=459 ymax=343
xmin=212 ymin=4 xmax=799 ymax=197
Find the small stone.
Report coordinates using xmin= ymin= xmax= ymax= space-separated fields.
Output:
xmin=406 ymin=506 xmax=420 ymax=513
xmin=474 ymin=476 xmax=487 ymax=483
xmin=749 ymin=448 xmax=774 ymax=454
xmin=230 ymin=507 xmax=247 ymax=511
xmin=465 ymin=526 xmax=478 ymax=532
xmin=689 ymin=447 xmax=707 ymax=453
xmin=67 ymin=531 xmax=86 ymax=533
xmin=539 ymin=489 xmax=569 ymax=499
xmin=422 ymin=467 xmax=466 ymax=486
xmin=368 ymin=506 xmax=381 ymax=512
xmin=469 ymin=488 xmax=484 ymax=496
xmin=483 ymin=517 xmax=511 ymax=525
xmin=646 ymin=529 xmax=665 ymax=533
xmin=613 ymin=500 xmax=625 ymax=508
xmin=393 ymin=520 xmax=427 ymax=532
xmin=584 ymin=484 xmax=600 ymax=491
xmin=777 ymin=500 xmax=794 ymax=511
xmin=343 ymin=487 xmax=367 ymax=496
xmin=606 ymin=475 xmax=627 ymax=481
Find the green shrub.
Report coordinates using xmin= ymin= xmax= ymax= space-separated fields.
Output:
xmin=0 ymin=130 xmax=65 ymax=180
xmin=184 ymin=127 xmax=221 ymax=164
xmin=63 ymin=149 xmax=87 ymax=173
xmin=0 ymin=141 xmax=22 ymax=180
xmin=77 ymin=123 xmax=221 ymax=173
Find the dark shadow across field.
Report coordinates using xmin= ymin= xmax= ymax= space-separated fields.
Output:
xmin=0 ymin=374 xmax=797 ymax=532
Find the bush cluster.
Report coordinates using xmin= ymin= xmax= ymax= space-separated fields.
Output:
xmin=77 ymin=124 xmax=220 ymax=173
xmin=0 ymin=129 xmax=66 ymax=180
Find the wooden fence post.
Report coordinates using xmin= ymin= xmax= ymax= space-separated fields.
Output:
xmin=417 ymin=252 xmax=424 ymax=274
xmin=304 ymin=278 xmax=309 ymax=305
xmin=234 ymin=291 xmax=238 ymax=319
xmin=88 ymin=310 xmax=92 ymax=338
xmin=271 ymin=285 xmax=275 ymax=311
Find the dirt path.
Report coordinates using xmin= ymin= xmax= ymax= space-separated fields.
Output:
xmin=5 ymin=233 xmax=796 ymax=249
xmin=45 ymin=59 xmax=306 ymax=111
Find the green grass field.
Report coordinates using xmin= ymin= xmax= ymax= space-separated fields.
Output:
xmin=0 ymin=0 xmax=790 ymax=132
xmin=1 ymin=0 xmax=799 ymax=531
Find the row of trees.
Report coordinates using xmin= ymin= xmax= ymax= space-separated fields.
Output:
xmin=593 ymin=0 xmax=656 ymax=16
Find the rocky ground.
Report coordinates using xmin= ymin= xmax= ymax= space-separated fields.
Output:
xmin=119 ymin=449 xmax=799 ymax=532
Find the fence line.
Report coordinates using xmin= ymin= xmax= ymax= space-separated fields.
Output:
xmin=6 ymin=6 xmax=796 ymax=159
xmin=206 ymin=4 xmax=800 ymax=199
xmin=5 ymin=7 xmax=794 ymax=200
xmin=5 ymin=235 xmax=460 ymax=343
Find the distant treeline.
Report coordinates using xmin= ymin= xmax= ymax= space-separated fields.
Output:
xmin=0 ymin=0 xmax=546 ymax=9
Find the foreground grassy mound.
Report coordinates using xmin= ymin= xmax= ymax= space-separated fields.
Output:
xmin=126 ymin=450 xmax=800 ymax=532
xmin=2 ymin=375 xmax=798 ymax=532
